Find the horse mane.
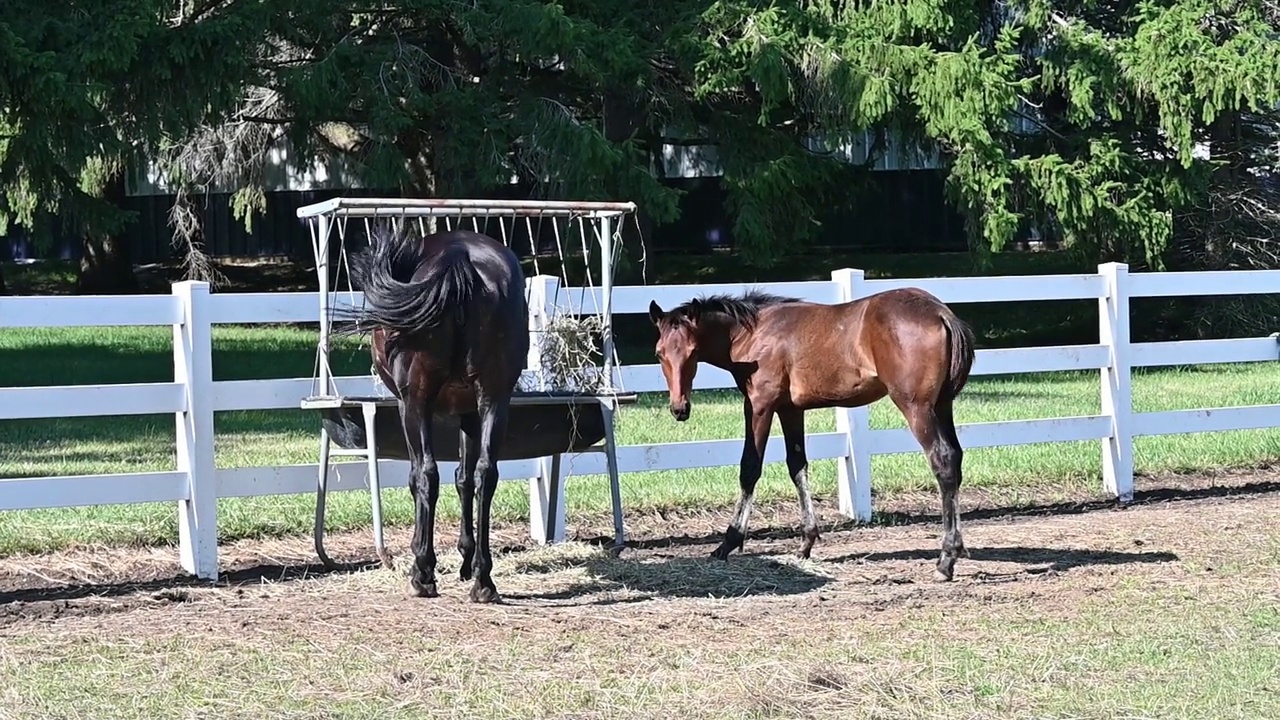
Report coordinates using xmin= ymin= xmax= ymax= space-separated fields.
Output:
xmin=661 ymin=290 xmax=803 ymax=331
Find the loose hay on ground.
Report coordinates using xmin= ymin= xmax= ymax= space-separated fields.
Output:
xmin=353 ymin=541 xmax=839 ymax=605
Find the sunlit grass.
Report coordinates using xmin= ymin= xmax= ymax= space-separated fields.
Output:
xmin=2 ymin=326 xmax=1279 ymax=556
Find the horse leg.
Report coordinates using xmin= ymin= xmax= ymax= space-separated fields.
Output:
xmin=933 ymin=397 xmax=968 ymax=574
xmin=712 ymin=399 xmax=774 ymax=560
xmin=777 ymin=407 xmax=819 ymax=559
xmin=898 ymin=395 xmax=966 ymax=582
xmin=455 ymin=411 xmax=480 ymax=582
xmin=401 ymin=393 xmax=443 ymax=598
xmin=468 ymin=390 xmax=511 ymax=603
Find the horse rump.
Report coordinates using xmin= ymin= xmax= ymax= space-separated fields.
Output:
xmin=336 ymin=224 xmax=480 ymax=362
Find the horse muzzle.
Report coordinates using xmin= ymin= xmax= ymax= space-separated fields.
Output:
xmin=670 ymin=401 xmax=690 ymax=422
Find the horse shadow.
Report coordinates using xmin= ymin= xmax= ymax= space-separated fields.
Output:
xmin=498 ymin=551 xmax=833 ymax=606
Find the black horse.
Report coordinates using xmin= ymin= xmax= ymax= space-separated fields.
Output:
xmin=341 ymin=222 xmax=528 ymax=603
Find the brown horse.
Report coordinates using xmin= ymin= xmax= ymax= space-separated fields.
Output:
xmin=648 ymin=288 xmax=976 ymax=581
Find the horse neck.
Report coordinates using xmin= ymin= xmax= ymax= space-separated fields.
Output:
xmin=693 ymin=315 xmax=745 ymax=370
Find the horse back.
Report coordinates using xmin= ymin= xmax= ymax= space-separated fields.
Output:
xmin=752 ymin=288 xmax=967 ymax=408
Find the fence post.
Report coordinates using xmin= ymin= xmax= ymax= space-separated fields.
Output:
xmin=830 ymin=268 xmax=874 ymax=522
xmin=526 ymin=275 xmax=568 ymax=543
xmin=173 ymin=281 xmax=218 ymax=579
xmin=1098 ymin=262 xmax=1134 ymax=502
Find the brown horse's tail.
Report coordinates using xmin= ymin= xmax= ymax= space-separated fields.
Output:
xmin=940 ymin=310 xmax=976 ymax=401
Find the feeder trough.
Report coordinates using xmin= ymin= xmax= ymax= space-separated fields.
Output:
xmin=317 ymin=391 xmax=639 ymax=461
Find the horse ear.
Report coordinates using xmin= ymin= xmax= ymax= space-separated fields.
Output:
xmin=648 ymin=300 xmax=664 ymax=325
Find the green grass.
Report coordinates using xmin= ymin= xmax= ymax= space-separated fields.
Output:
xmin=3 ymin=322 xmax=1280 ymax=558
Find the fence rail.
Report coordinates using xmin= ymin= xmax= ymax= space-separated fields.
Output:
xmin=2 ymin=262 xmax=1278 ymax=579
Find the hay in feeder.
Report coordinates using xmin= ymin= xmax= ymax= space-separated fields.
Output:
xmin=523 ymin=312 xmax=609 ymax=395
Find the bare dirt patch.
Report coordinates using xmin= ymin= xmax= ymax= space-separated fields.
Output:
xmin=2 ymin=468 xmax=1277 ymax=634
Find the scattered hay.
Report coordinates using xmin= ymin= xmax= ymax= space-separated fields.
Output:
xmin=0 ymin=544 xmax=182 ymax=592
xmin=496 ymin=540 xmax=606 ymax=576
xmin=740 ymin=658 xmax=941 ymax=720
xmin=327 ymin=540 xmax=837 ymax=604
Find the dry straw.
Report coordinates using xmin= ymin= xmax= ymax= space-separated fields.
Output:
xmin=523 ymin=312 xmax=608 ymax=394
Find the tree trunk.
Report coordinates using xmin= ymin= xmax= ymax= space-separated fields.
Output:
xmin=0 ymin=262 xmax=8 ymax=295
xmin=78 ymin=232 xmax=141 ymax=294
xmin=76 ymin=172 xmax=140 ymax=295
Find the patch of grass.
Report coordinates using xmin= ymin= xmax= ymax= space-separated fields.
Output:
xmin=0 ymin=574 xmax=1276 ymax=719
xmin=1 ymin=243 xmax=1277 ymax=557
xmin=2 ymin=319 xmax=1280 ymax=557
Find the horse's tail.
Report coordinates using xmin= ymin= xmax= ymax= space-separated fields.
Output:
xmin=940 ymin=309 xmax=975 ymax=401
xmin=341 ymin=228 xmax=478 ymax=353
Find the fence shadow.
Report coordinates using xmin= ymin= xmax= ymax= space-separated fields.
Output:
xmin=823 ymin=545 xmax=1178 ymax=572
xmin=626 ymin=477 xmax=1280 ymax=553
xmin=0 ymin=559 xmax=375 ymax=608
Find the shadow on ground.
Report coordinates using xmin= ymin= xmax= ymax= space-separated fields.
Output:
xmin=0 ymin=474 xmax=1269 ymax=622
xmin=825 ymin=545 xmax=1178 ymax=573
xmin=499 ymin=552 xmax=833 ymax=606
xmin=627 ymin=477 xmax=1280 ymax=553
xmin=0 ymin=558 xmax=375 ymax=611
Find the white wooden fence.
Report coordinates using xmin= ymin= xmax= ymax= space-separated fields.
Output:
xmin=2 ymin=262 xmax=1278 ymax=579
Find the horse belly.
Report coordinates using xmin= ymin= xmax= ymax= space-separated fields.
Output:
xmin=437 ymin=383 xmax=479 ymax=414
xmin=789 ymin=369 xmax=886 ymax=410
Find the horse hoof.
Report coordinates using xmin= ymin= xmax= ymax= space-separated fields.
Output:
xmin=459 ymin=565 xmax=473 ymax=582
xmin=469 ymin=583 xmax=500 ymax=604
xmin=408 ymin=578 xmax=439 ymax=598
xmin=795 ymin=547 xmax=813 ymax=561
xmin=709 ymin=548 xmax=731 ymax=561
xmin=932 ymin=568 xmax=954 ymax=583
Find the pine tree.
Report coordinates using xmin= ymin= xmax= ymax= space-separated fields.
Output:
xmin=159 ymin=0 xmax=689 ymax=261
xmin=0 ymin=2 xmax=258 ymax=292
xmin=14 ymin=0 xmax=1276 ymax=285
xmin=689 ymin=0 xmax=1280 ymax=268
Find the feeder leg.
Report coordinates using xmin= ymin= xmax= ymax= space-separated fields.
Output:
xmin=544 ymin=453 xmax=564 ymax=544
xmin=314 ymin=428 xmax=337 ymax=569
xmin=601 ymin=400 xmax=626 ymax=556
xmin=362 ymin=402 xmax=393 ymax=569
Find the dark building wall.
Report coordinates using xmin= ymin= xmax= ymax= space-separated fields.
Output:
xmin=1 ymin=171 xmax=968 ymax=264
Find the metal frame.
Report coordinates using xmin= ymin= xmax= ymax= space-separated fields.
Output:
xmin=296 ymin=196 xmax=638 ymax=566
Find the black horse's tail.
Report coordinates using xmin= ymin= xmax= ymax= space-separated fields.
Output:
xmin=940 ymin=310 xmax=975 ymax=401
xmin=340 ymin=229 xmax=478 ymax=355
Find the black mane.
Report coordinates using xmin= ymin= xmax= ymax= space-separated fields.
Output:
xmin=662 ymin=290 xmax=803 ymax=329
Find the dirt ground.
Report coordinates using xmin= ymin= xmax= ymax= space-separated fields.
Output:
xmin=1 ymin=469 xmax=1276 ymax=625
xmin=1 ymin=471 xmax=1277 ymax=719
